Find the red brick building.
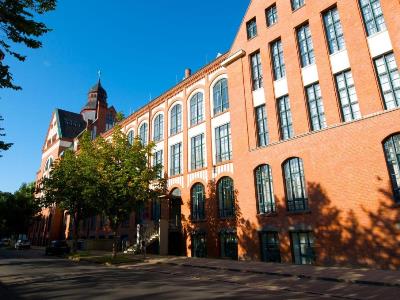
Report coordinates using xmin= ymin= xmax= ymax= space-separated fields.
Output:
xmin=33 ymin=0 xmax=400 ymax=269
xmin=30 ymin=80 xmax=116 ymax=246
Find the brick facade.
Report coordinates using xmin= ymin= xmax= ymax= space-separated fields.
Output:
xmin=33 ymin=0 xmax=400 ymax=269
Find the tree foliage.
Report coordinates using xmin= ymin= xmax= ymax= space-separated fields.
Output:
xmin=39 ymin=127 xmax=165 ymax=256
xmin=0 ymin=0 xmax=57 ymax=90
xmin=95 ymin=125 xmax=166 ymax=258
xmin=39 ymin=132 xmax=100 ymax=252
xmin=0 ymin=114 xmax=13 ymax=157
xmin=0 ymin=182 xmax=40 ymax=237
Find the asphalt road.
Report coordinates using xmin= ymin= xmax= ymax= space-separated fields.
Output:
xmin=0 ymin=248 xmax=398 ymax=300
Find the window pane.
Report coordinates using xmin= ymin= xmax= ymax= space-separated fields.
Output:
xmin=335 ymin=70 xmax=361 ymax=122
xmin=255 ymin=165 xmax=275 ymax=213
xmin=359 ymin=0 xmax=386 ymax=36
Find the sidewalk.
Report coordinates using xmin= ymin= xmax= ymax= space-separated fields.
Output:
xmin=137 ymin=256 xmax=400 ymax=288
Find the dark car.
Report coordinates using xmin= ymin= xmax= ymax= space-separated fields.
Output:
xmin=45 ymin=240 xmax=71 ymax=256
xmin=15 ymin=239 xmax=31 ymax=250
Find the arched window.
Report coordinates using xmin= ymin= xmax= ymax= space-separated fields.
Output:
xmin=127 ymin=130 xmax=135 ymax=145
xmin=190 ymin=92 xmax=204 ymax=126
xmin=170 ymin=104 xmax=182 ymax=135
xmin=283 ymin=158 xmax=308 ymax=212
xmin=217 ymin=177 xmax=235 ymax=218
xmin=45 ymin=157 xmax=53 ymax=171
xmin=383 ymin=134 xmax=400 ymax=202
xmin=139 ymin=123 xmax=148 ymax=146
xmin=153 ymin=114 xmax=164 ymax=142
xmin=213 ymin=78 xmax=229 ymax=115
xmin=191 ymin=183 xmax=205 ymax=220
xmin=255 ymin=165 xmax=275 ymax=214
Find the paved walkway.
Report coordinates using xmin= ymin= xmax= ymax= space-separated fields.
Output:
xmin=133 ymin=255 xmax=400 ymax=288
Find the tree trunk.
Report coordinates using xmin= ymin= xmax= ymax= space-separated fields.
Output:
xmin=71 ymin=215 xmax=79 ymax=254
xmin=112 ymin=230 xmax=117 ymax=259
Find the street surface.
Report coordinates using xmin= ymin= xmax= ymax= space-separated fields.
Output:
xmin=0 ymin=248 xmax=398 ymax=299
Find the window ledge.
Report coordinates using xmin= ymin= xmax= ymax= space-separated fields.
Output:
xmin=214 ymin=160 xmax=233 ymax=167
xmin=188 ymin=120 xmax=206 ymax=130
xmin=247 ymin=35 xmax=258 ymax=41
xmin=168 ymin=174 xmax=183 ymax=179
xmin=258 ymin=212 xmax=278 ymax=217
xmin=286 ymin=209 xmax=312 ymax=216
xmin=189 ymin=167 xmax=208 ymax=174
xmin=212 ymin=109 xmax=230 ymax=119
xmin=168 ymin=131 xmax=183 ymax=139
xmin=266 ymin=22 xmax=277 ymax=29
xmin=292 ymin=4 xmax=305 ymax=13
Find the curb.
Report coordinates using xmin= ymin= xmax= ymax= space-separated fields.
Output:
xmin=162 ymin=261 xmax=400 ymax=288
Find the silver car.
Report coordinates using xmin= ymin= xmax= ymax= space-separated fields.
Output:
xmin=15 ymin=239 xmax=31 ymax=250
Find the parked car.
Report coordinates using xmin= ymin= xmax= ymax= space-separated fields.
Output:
xmin=0 ymin=238 xmax=11 ymax=247
xmin=45 ymin=240 xmax=70 ymax=256
xmin=15 ymin=239 xmax=31 ymax=250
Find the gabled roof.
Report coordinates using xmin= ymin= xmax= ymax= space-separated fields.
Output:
xmin=55 ymin=109 xmax=87 ymax=139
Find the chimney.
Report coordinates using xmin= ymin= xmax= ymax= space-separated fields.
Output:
xmin=184 ymin=68 xmax=192 ymax=79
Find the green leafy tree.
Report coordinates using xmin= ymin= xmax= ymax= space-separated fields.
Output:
xmin=39 ymin=133 xmax=101 ymax=252
xmin=95 ymin=125 xmax=166 ymax=258
xmin=0 ymin=0 xmax=56 ymax=90
xmin=0 ymin=182 xmax=40 ymax=237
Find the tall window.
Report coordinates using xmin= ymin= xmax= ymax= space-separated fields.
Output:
xmin=192 ymin=232 xmax=207 ymax=258
xmin=153 ymin=150 xmax=163 ymax=178
xmin=105 ymin=112 xmax=114 ymax=131
xmin=191 ymin=134 xmax=205 ymax=170
xmin=191 ymin=183 xmax=205 ymax=221
xmin=215 ymin=123 xmax=232 ymax=163
xmin=255 ymin=165 xmax=275 ymax=214
xmin=383 ymin=134 xmax=400 ymax=202
xmin=374 ymin=52 xmax=400 ymax=109
xmin=291 ymin=0 xmax=305 ymax=11
xmin=266 ymin=4 xmax=278 ymax=27
xmin=335 ymin=70 xmax=361 ymax=122
xmin=271 ymin=39 xmax=286 ymax=80
xmin=323 ymin=7 xmax=345 ymax=54
xmin=139 ymin=123 xmax=148 ymax=146
xmin=127 ymin=130 xmax=134 ymax=145
xmin=255 ymin=105 xmax=269 ymax=147
xmin=170 ymin=143 xmax=182 ymax=176
xmin=306 ymin=83 xmax=327 ymax=131
xmin=284 ymin=158 xmax=308 ymax=212
xmin=277 ymin=95 xmax=294 ymax=140
xmin=250 ymin=51 xmax=263 ymax=90
xmin=218 ymin=177 xmax=235 ymax=218
xmin=246 ymin=18 xmax=257 ymax=39
xmin=291 ymin=231 xmax=315 ymax=265
xmin=190 ymin=92 xmax=204 ymax=126
xmin=213 ymin=78 xmax=229 ymax=115
xmin=153 ymin=114 xmax=164 ymax=142
xmin=359 ymin=0 xmax=386 ymax=36
xmin=220 ymin=231 xmax=238 ymax=260
xmin=170 ymin=104 xmax=182 ymax=135
xmin=151 ymin=198 xmax=161 ymax=222
xmin=297 ymin=24 xmax=315 ymax=68
xmin=45 ymin=157 xmax=53 ymax=171
xmin=260 ymin=232 xmax=281 ymax=263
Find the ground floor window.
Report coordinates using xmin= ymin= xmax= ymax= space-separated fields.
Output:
xmin=191 ymin=232 xmax=207 ymax=258
xmin=260 ymin=231 xmax=281 ymax=263
xmin=220 ymin=231 xmax=238 ymax=260
xmin=291 ymin=231 xmax=315 ymax=265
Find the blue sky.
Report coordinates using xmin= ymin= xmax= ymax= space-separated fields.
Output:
xmin=0 ymin=0 xmax=248 ymax=192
